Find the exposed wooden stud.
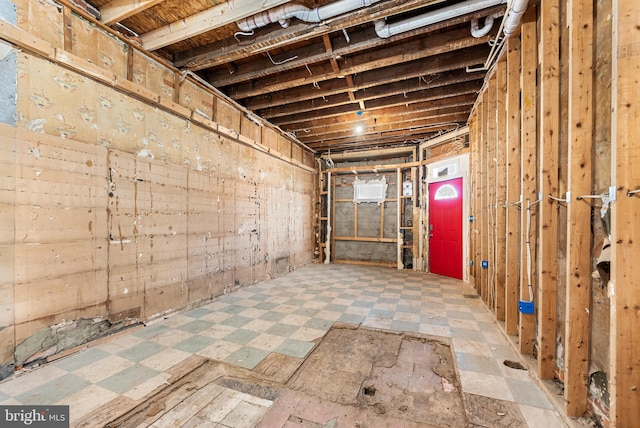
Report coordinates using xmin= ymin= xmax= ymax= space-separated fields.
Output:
xmin=397 ymin=168 xmax=403 ymax=270
xmin=63 ymin=5 xmax=73 ymax=51
xmin=537 ymin=0 xmax=560 ymax=380
xmin=126 ymin=45 xmax=134 ymax=81
xmin=411 ymin=167 xmax=419 ymax=271
xmin=610 ymin=1 xmax=640 ymax=425
xmin=565 ymin=0 xmax=593 ymax=416
xmin=469 ymin=117 xmax=478 ymax=285
xmin=354 ymin=200 xmax=358 ymax=238
xmin=519 ymin=5 xmax=538 ymax=356
xmin=495 ymin=61 xmax=507 ymax=321
xmin=331 ymin=173 xmax=336 ymax=264
xmin=479 ymin=92 xmax=488 ymax=299
xmin=487 ymin=75 xmax=497 ymax=310
xmin=380 ymin=198 xmax=385 ymax=239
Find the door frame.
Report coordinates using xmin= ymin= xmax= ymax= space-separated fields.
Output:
xmin=421 ymin=153 xmax=470 ymax=282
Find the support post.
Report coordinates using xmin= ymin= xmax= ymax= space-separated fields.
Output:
xmin=610 ymin=1 xmax=640 ymax=425
xmin=537 ymin=0 xmax=560 ymax=380
xmin=565 ymin=0 xmax=593 ymax=416
xmin=495 ymin=62 xmax=507 ymax=321
xmin=505 ymin=37 xmax=522 ymax=336
xmin=519 ymin=6 xmax=538 ymax=355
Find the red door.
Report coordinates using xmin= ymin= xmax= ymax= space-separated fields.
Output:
xmin=428 ymin=178 xmax=463 ymax=279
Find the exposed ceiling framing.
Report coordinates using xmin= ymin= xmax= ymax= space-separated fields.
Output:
xmin=86 ymin=0 xmax=508 ymax=154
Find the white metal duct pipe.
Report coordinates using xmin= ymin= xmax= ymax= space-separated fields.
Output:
xmin=470 ymin=12 xmax=504 ymax=38
xmin=237 ymin=0 xmax=381 ymax=32
xmin=375 ymin=0 xmax=506 ymax=39
xmin=502 ymin=0 xmax=528 ymax=36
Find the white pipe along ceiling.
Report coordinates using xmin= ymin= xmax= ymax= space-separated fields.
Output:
xmin=374 ymin=0 xmax=507 ymax=38
xmin=502 ymin=0 xmax=529 ymax=36
xmin=471 ymin=12 xmax=504 ymax=38
xmin=236 ymin=0 xmax=383 ymax=32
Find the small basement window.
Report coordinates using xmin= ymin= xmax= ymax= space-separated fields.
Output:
xmin=353 ymin=176 xmax=388 ymax=205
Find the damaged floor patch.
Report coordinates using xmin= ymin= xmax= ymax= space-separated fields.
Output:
xmin=88 ymin=324 xmax=473 ymax=427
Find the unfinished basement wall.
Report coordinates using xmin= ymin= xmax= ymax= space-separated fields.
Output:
xmin=468 ymin=0 xmax=615 ymax=423
xmin=0 ymin=0 xmax=316 ymax=378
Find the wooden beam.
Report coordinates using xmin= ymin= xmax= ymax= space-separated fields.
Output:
xmin=565 ymin=0 xmax=593 ymax=416
xmin=212 ymin=27 xmax=493 ymax=88
xmin=487 ymin=76 xmax=497 ymax=310
xmin=175 ymin=1 xmax=502 ymax=70
xmin=269 ymin=80 xmax=482 ymax=124
xmin=100 ymin=0 xmax=166 ymax=25
xmin=495 ymin=61 xmax=507 ymax=321
xmin=519 ymin=5 xmax=537 ymax=356
xmin=246 ymin=68 xmax=480 ymax=111
xmin=610 ymin=1 xmax=640 ymax=425
xmin=228 ymin=45 xmax=489 ymax=99
xmin=300 ymin=113 xmax=469 ymax=144
xmin=537 ymin=0 xmax=560 ymax=381
xmin=505 ymin=37 xmax=521 ymax=337
xmin=63 ymin=5 xmax=73 ymax=51
xmin=140 ymin=0 xmax=292 ymax=51
xmin=469 ymin=117 xmax=478 ymax=286
xmin=480 ymin=91 xmax=488 ymax=300
xmin=298 ymin=104 xmax=474 ymax=138
xmin=397 ymin=168 xmax=403 ymax=270
xmin=284 ymin=94 xmax=476 ymax=132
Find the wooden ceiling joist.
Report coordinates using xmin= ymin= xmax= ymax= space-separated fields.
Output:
xmin=140 ymin=0 xmax=292 ymax=50
xmin=284 ymin=94 xmax=477 ymax=132
xmin=100 ymin=0 xmax=166 ymax=25
xmin=245 ymin=69 xmax=479 ymax=111
xmin=174 ymin=0 xmax=456 ymax=69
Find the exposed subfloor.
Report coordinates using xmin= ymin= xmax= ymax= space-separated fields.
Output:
xmin=0 ymin=264 xmax=567 ymax=427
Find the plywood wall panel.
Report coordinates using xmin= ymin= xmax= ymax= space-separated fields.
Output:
xmin=107 ymin=151 xmax=141 ymax=321
xmin=132 ymin=50 xmax=174 ymax=99
xmin=262 ymin=127 xmax=280 ymax=152
xmin=15 ymin=0 xmax=63 ymax=49
xmin=0 ymin=126 xmax=16 ymax=364
xmin=179 ymin=80 xmax=213 ymax=120
xmin=277 ymin=135 xmax=291 ymax=157
xmin=4 ymin=3 xmax=316 ymax=367
xmin=241 ymin=116 xmax=261 ymax=144
xmin=71 ymin=15 xmax=127 ymax=79
xmin=215 ymin=97 xmax=241 ymax=132
xmin=10 ymin=129 xmax=108 ymax=341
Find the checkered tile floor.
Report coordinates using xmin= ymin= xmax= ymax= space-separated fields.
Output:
xmin=0 ymin=264 xmax=566 ymax=427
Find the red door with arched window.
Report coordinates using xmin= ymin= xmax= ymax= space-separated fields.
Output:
xmin=428 ymin=178 xmax=463 ymax=279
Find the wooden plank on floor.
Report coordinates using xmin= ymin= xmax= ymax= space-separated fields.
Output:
xmin=565 ymin=0 xmax=593 ymax=416
xmin=505 ymin=37 xmax=522 ymax=337
xmin=519 ymin=5 xmax=538 ymax=356
xmin=495 ymin=61 xmax=507 ymax=322
xmin=610 ymin=2 xmax=640 ymax=425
